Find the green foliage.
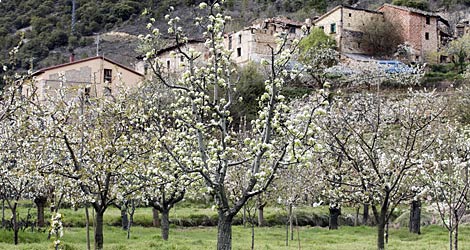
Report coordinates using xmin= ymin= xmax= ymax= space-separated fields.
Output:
xmin=299 ymin=27 xmax=336 ymax=54
xmin=230 ymin=62 xmax=265 ymax=128
xmin=392 ymin=0 xmax=429 ymax=10
xmin=446 ymin=34 xmax=470 ymax=73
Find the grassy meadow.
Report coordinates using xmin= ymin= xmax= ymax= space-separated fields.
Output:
xmin=1 ymin=202 xmax=467 ymax=249
xmin=0 ymin=225 xmax=467 ymax=250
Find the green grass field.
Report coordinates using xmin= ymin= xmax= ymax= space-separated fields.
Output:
xmin=0 ymin=225 xmax=467 ymax=250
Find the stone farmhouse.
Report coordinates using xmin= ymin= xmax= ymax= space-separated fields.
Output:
xmin=377 ymin=4 xmax=450 ymax=62
xmin=27 ymin=56 xmax=143 ymax=101
xmin=313 ymin=4 xmax=450 ymax=62
xmin=224 ymin=17 xmax=309 ymax=65
xmin=312 ymin=5 xmax=385 ymax=55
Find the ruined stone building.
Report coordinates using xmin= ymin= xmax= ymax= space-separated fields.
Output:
xmin=377 ymin=4 xmax=450 ymax=62
xmin=224 ymin=17 xmax=308 ymax=65
xmin=140 ymin=39 xmax=209 ymax=76
xmin=27 ymin=56 xmax=143 ymax=101
xmin=312 ymin=6 xmax=385 ymax=55
xmin=313 ymin=4 xmax=450 ymax=62
xmin=456 ymin=19 xmax=470 ymax=37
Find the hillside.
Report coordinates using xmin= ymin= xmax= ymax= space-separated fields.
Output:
xmin=0 ymin=0 xmax=468 ymax=75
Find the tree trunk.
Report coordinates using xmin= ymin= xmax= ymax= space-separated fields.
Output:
xmin=161 ymin=209 xmax=170 ymax=241
xmin=217 ymin=213 xmax=233 ymax=250
xmin=12 ymin=205 xmax=18 ymax=245
xmin=152 ymin=207 xmax=160 ymax=227
xmin=289 ymin=204 xmax=293 ymax=240
xmin=127 ymin=201 xmax=135 ymax=240
xmin=121 ymin=203 xmax=128 ymax=231
xmin=377 ymin=215 xmax=385 ymax=250
xmin=449 ymin=230 xmax=453 ymax=250
xmin=409 ymin=200 xmax=421 ymax=234
xmin=454 ymin=223 xmax=459 ymax=250
xmin=385 ymin=222 xmax=389 ymax=244
xmin=94 ymin=209 xmax=105 ymax=250
xmin=34 ymin=196 xmax=47 ymax=228
xmin=355 ymin=207 xmax=360 ymax=226
xmin=363 ymin=204 xmax=369 ymax=225
xmin=329 ymin=206 xmax=341 ymax=230
xmin=257 ymin=205 xmax=265 ymax=227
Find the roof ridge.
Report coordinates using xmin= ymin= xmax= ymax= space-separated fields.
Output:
xmin=32 ymin=56 xmax=143 ymax=77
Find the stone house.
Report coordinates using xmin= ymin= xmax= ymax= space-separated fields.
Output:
xmin=312 ymin=5 xmax=385 ymax=55
xmin=456 ymin=20 xmax=470 ymax=37
xmin=225 ymin=17 xmax=308 ymax=65
xmin=313 ymin=4 xmax=449 ymax=62
xmin=27 ymin=56 xmax=143 ymax=101
xmin=139 ymin=39 xmax=209 ymax=76
xmin=376 ymin=4 xmax=449 ymax=62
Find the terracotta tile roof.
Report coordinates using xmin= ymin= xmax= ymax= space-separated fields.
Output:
xmin=33 ymin=56 xmax=143 ymax=77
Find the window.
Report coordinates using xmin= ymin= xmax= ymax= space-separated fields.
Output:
xmin=228 ymin=36 xmax=232 ymax=50
xmin=84 ymin=87 xmax=91 ymax=98
xmin=167 ymin=60 xmax=170 ymax=70
xmin=348 ymin=13 xmax=352 ymax=17
xmin=237 ymin=48 xmax=241 ymax=57
xmin=289 ymin=27 xmax=296 ymax=34
xmin=330 ymin=23 xmax=336 ymax=33
xmin=238 ymin=34 xmax=242 ymax=44
xmin=103 ymin=69 xmax=112 ymax=83
xmin=180 ymin=56 xmax=184 ymax=62
xmin=426 ymin=16 xmax=430 ymax=25
xmin=425 ymin=32 xmax=429 ymax=40
xmin=357 ymin=42 xmax=361 ymax=48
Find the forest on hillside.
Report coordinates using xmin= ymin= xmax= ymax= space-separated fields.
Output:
xmin=0 ymin=0 xmax=468 ymax=75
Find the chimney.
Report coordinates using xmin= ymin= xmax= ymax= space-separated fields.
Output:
xmin=69 ymin=53 xmax=75 ymax=63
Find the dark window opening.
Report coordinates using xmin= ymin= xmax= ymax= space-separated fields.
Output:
xmin=425 ymin=32 xmax=429 ymax=40
xmin=330 ymin=23 xmax=336 ymax=33
xmin=237 ymin=48 xmax=241 ymax=57
xmin=104 ymin=69 xmax=112 ymax=83
xmin=144 ymin=64 xmax=148 ymax=75
xmin=289 ymin=27 xmax=296 ymax=33
xmin=426 ymin=16 xmax=430 ymax=25
xmin=84 ymin=87 xmax=91 ymax=98
xmin=180 ymin=56 xmax=184 ymax=62
xmin=167 ymin=60 xmax=170 ymax=69
xmin=349 ymin=13 xmax=352 ymax=17
xmin=238 ymin=34 xmax=242 ymax=44
xmin=228 ymin=36 xmax=232 ymax=50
